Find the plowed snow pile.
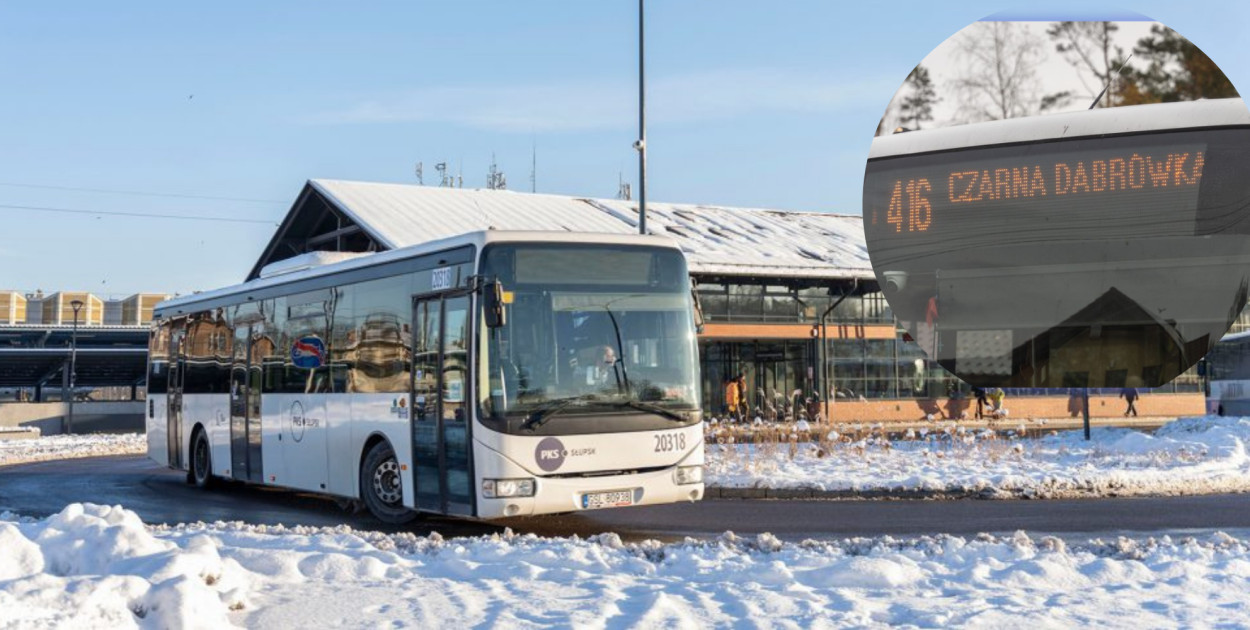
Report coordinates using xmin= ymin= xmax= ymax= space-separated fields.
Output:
xmin=0 ymin=432 xmax=146 ymax=466
xmin=3 ymin=504 xmax=1250 ymax=628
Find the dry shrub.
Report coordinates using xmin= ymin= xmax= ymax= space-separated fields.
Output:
xmin=706 ymin=415 xmax=1063 ymax=467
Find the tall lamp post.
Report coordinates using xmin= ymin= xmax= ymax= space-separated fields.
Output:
xmin=68 ymin=299 xmax=84 ymax=435
xmin=635 ymin=0 xmax=647 ymax=235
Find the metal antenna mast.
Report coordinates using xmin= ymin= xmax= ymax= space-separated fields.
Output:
xmin=1089 ymin=53 xmax=1133 ymax=110
xmin=635 ymin=0 xmax=647 ymax=235
xmin=487 ymin=153 xmax=507 ymax=190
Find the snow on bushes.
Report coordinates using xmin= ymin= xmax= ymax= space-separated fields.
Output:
xmin=705 ymin=415 xmax=1250 ymax=498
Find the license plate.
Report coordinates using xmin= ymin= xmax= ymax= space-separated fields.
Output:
xmin=581 ymin=489 xmax=634 ymax=509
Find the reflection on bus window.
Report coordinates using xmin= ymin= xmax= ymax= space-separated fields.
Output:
xmin=480 ymin=244 xmax=701 ymax=434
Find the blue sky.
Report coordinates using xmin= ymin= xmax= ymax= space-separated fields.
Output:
xmin=1 ymin=1 xmax=1247 ymax=296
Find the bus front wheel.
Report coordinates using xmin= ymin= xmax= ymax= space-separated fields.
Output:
xmin=360 ymin=441 xmax=417 ymax=525
xmin=190 ymin=429 xmax=214 ymax=489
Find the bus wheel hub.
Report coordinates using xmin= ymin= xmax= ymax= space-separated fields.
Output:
xmin=373 ymin=460 xmax=402 ymax=504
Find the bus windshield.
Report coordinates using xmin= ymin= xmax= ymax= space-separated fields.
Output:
xmin=479 ymin=243 xmax=701 ymax=435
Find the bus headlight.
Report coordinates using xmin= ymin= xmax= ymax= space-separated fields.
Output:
xmin=482 ymin=478 xmax=536 ymax=498
xmin=673 ymin=465 xmax=703 ymax=485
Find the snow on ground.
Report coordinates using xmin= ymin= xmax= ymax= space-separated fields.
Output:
xmin=0 ymin=432 xmax=146 ymax=467
xmin=2 ymin=503 xmax=1250 ymax=628
xmin=706 ymin=415 xmax=1250 ymax=498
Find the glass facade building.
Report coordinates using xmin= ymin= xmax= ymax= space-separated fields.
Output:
xmin=693 ymin=275 xmax=1202 ymax=417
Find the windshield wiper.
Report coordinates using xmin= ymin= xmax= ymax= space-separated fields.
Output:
xmin=519 ymin=395 xmax=600 ymax=432
xmin=520 ymin=397 xmax=690 ymax=431
xmin=615 ymin=400 xmax=690 ymax=423
xmin=602 ymin=303 xmax=631 ymax=395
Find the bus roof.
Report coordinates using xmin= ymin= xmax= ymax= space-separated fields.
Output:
xmin=154 ymin=230 xmax=680 ymax=318
xmin=869 ymin=98 xmax=1250 ymax=160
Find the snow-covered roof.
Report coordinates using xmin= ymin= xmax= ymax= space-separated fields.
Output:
xmin=583 ymin=196 xmax=869 ymax=280
xmin=302 ymin=179 xmax=870 ymax=281
xmin=311 ymin=181 xmax=629 ymax=244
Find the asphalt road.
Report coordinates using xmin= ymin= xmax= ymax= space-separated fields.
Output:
xmin=3 ymin=455 xmax=1250 ymax=541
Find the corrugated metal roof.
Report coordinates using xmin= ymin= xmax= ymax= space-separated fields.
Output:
xmin=310 ymin=179 xmax=870 ymax=280
xmin=311 ymin=180 xmax=633 ymax=246
xmin=585 ymin=198 xmax=870 ymax=279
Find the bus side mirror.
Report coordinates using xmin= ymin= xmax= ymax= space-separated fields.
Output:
xmin=484 ymin=281 xmax=507 ymax=329
xmin=690 ymin=281 xmax=705 ymax=334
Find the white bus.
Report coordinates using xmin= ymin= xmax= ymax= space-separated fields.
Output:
xmin=146 ymin=230 xmax=705 ymax=523
xmin=1204 ymin=330 xmax=1250 ymax=417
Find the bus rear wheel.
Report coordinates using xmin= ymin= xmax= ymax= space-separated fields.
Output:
xmin=360 ymin=441 xmax=417 ymax=525
xmin=190 ymin=429 xmax=214 ymax=489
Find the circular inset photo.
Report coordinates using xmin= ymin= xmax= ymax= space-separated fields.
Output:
xmin=863 ymin=19 xmax=1250 ymax=389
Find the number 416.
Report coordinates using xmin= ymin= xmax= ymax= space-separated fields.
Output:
xmin=885 ymin=178 xmax=932 ymax=233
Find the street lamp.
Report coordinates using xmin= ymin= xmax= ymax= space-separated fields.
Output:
xmin=635 ymin=0 xmax=647 ymax=235
xmin=68 ymin=299 xmax=84 ymax=435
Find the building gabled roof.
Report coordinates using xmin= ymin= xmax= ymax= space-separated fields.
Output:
xmin=248 ymin=179 xmax=871 ymax=282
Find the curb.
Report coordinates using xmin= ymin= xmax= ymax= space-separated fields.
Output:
xmin=705 ymin=486 xmax=995 ymax=501
xmin=0 ymin=428 xmax=41 ymax=441
xmin=705 ymin=486 xmax=1250 ymax=501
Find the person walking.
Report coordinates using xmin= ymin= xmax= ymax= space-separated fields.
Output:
xmin=736 ymin=373 xmax=749 ymax=421
xmin=974 ymin=387 xmax=988 ymax=419
xmin=1120 ymin=386 xmax=1139 ymax=417
xmin=724 ymin=376 xmax=739 ymax=422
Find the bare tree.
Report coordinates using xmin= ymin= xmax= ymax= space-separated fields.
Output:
xmin=949 ymin=22 xmax=1046 ymax=122
xmin=1047 ymin=21 xmax=1126 ymax=108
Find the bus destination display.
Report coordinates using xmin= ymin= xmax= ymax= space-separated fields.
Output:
xmin=866 ymin=144 xmax=1206 ymax=239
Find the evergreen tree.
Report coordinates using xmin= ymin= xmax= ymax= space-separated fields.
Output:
xmin=1123 ymin=25 xmax=1238 ymax=104
xmin=898 ymin=65 xmax=939 ymax=130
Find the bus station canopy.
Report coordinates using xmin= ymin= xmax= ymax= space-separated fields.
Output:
xmin=0 ymin=325 xmax=149 ymax=388
xmin=249 ymin=180 xmax=873 ymax=283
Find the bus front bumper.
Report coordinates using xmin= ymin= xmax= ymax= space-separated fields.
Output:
xmin=477 ymin=466 xmax=705 ymax=519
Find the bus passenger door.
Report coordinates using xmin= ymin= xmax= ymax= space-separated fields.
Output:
xmin=412 ymin=297 xmax=442 ymax=512
xmin=245 ymin=326 xmax=264 ymax=483
xmin=411 ymin=293 xmax=474 ymax=515
xmin=230 ymin=324 xmax=249 ymax=480
xmin=230 ymin=322 xmax=263 ymax=482
xmin=441 ymin=295 xmax=472 ymax=514
xmin=167 ymin=324 xmax=187 ymax=469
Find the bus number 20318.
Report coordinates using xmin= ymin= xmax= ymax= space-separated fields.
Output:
xmin=654 ymin=432 xmax=687 ymax=453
